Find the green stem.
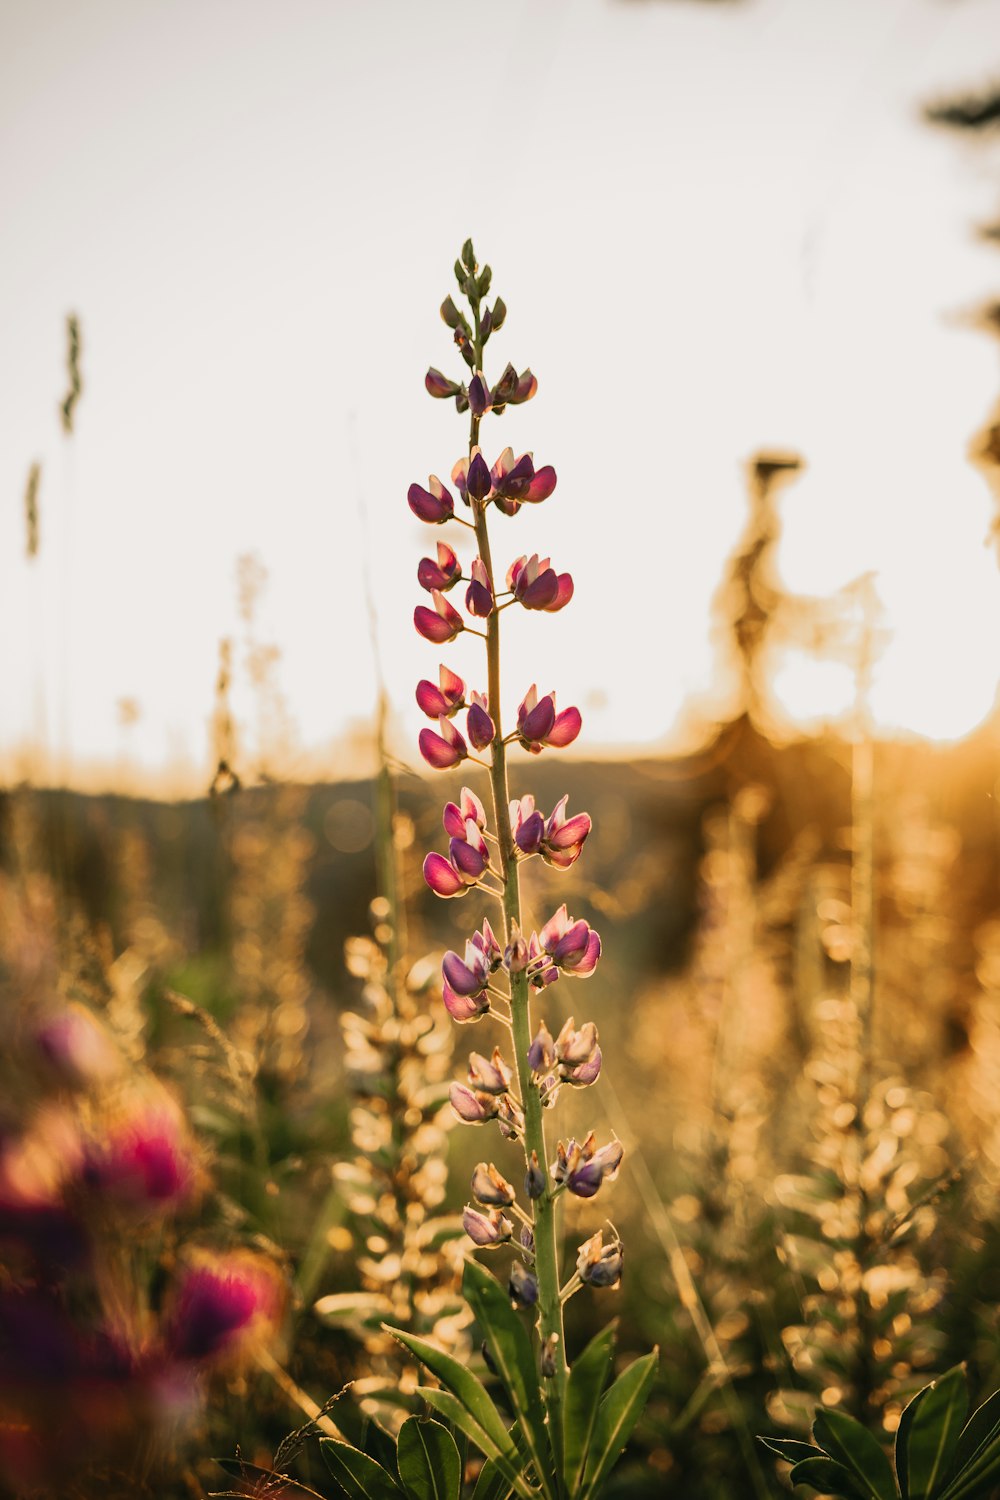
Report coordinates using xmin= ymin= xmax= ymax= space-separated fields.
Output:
xmin=467 ymin=301 xmax=568 ymax=1485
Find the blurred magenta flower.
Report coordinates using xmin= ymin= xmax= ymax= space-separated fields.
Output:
xmin=31 ymin=1005 xmax=119 ymax=1090
xmin=83 ymin=1091 xmax=197 ymax=1213
xmin=165 ymin=1251 xmax=284 ymax=1366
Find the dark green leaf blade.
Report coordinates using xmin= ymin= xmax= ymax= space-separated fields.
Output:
xmin=813 ymin=1409 xmax=897 ymax=1500
xmin=905 ymin=1368 xmax=968 ymax=1500
xmin=580 ymin=1348 xmax=658 ymax=1500
xmin=563 ymin=1325 xmax=617 ymax=1495
xmin=462 ymin=1259 xmax=555 ymax=1496
xmin=945 ymin=1388 xmax=1000 ymax=1486
xmin=897 ymin=1386 xmax=931 ymax=1499
xmin=397 ymin=1417 xmax=461 ymax=1500
xmin=414 ymin=1389 xmax=536 ymax=1500
xmin=387 ymin=1325 xmax=514 ymax=1458
xmin=320 ymin=1439 xmax=404 ymax=1500
xmin=789 ymin=1455 xmax=869 ymax=1497
xmin=940 ymin=1431 xmax=1000 ymax=1500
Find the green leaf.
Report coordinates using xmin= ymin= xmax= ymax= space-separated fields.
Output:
xmin=939 ymin=1434 xmax=1000 ymax=1500
xmin=579 ymin=1348 xmax=658 ymax=1500
xmin=905 ymin=1368 xmax=968 ymax=1499
xmin=789 ymin=1455 xmax=869 ymax=1497
xmin=758 ymin=1436 xmax=829 ymax=1466
xmin=896 ymin=1386 xmax=931 ymax=1499
xmin=396 ymin=1418 xmax=462 ymax=1500
xmin=945 ymin=1388 xmax=1000 ymax=1485
xmin=813 ymin=1409 xmax=897 ymax=1500
xmin=563 ymin=1326 xmax=617 ymax=1495
xmin=462 ymin=1259 xmax=555 ymax=1497
xmin=320 ymin=1439 xmax=404 ymax=1500
xmin=387 ymin=1325 xmax=514 ymax=1459
xmin=414 ymin=1389 xmax=536 ymax=1500
xmin=471 ymin=1459 xmax=516 ymax=1500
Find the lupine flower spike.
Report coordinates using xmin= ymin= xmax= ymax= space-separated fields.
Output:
xmin=389 ymin=241 xmax=653 ymax=1499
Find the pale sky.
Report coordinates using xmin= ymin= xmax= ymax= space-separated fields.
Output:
xmin=4 ymin=0 xmax=1000 ymax=792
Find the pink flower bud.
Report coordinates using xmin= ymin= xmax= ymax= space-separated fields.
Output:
xmin=541 ymin=795 xmax=592 ymax=870
xmin=539 ymin=905 xmax=602 ymax=977
xmin=414 ymin=590 xmax=464 ymax=645
xmin=472 ymin=918 xmax=503 ymax=971
xmin=467 ymin=691 xmax=495 ymax=750
xmin=449 ymin=1082 xmax=498 ymax=1123
xmin=423 ymin=851 xmax=467 ymax=898
xmin=408 ymin=475 xmax=454 ymax=524
xmin=443 ymin=978 xmax=490 ymax=1022
xmin=442 ymin=786 xmax=487 ymax=837
xmin=468 ymin=1047 xmax=513 ymax=1096
xmin=462 ymin=1204 xmax=512 ymax=1247
xmin=417 ymin=542 xmax=461 ymax=593
xmin=507 ymin=554 xmax=574 ymax=613
xmin=511 ymin=794 xmax=545 ymax=855
xmin=416 ymin=665 xmax=466 ymax=719
xmin=419 ymin=716 xmax=468 ymax=770
xmin=443 ymin=942 xmax=490 ymax=996
xmin=516 ymin=686 xmax=582 ymax=754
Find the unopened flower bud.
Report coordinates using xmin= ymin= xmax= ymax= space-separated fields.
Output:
xmin=539 ymin=904 xmax=601 ymax=977
xmin=509 ymin=1260 xmax=538 ymax=1308
xmin=449 ymin=1082 xmax=498 ymax=1124
xmin=414 ymin=590 xmax=465 ymax=646
xmin=576 ymin=1228 xmax=624 ymax=1289
xmin=553 ymin=1134 xmax=624 ymax=1199
xmin=440 ymin=296 xmax=464 ymax=330
xmin=418 ymin=715 xmax=468 ymax=770
xmin=425 ymin=367 xmax=459 ymax=400
xmin=468 ymin=1048 xmax=512 ymax=1095
xmin=465 ymin=558 xmax=494 ymax=618
xmin=466 ymin=449 xmax=492 ymax=501
xmin=461 ymin=238 xmax=477 ymax=274
xmin=418 ymin=542 xmax=461 ymax=593
xmin=527 ymin=1021 xmax=556 ymax=1077
xmin=408 ymin=475 xmax=454 ymax=525
xmin=463 ymin=1205 xmax=512 ymax=1248
xmin=423 ymin=852 xmax=468 ymax=899
xmin=555 ymin=1018 xmax=599 ymax=1067
xmin=468 ymin=373 xmax=492 ymax=419
xmin=467 ymin=693 xmax=495 ymax=751
xmin=516 ymin=686 xmax=581 ymax=754
xmin=497 ymin=1095 xmax=524 ymax=1141
xmin=491 ymin=296 xmax=507 ymax=332
xmin=477 ymin=265 xmax=492 ymax=298
xmin=471 ymin=1161 xmax=515 ymax=1207
xmin=504 ymin=921 xmax=529 ymax=974
xmin=443 ymin=786 xmax=487 ymax=836
xmin=525 ymin=1150 xmax=546 ymax=1200
xmin=520 ymin=1223 xmax=535 ymax=1260
xmin=416 ymin=665 xmax=466 ymax=719
xmin=442 ymin=978 xmax=490 ymax=1023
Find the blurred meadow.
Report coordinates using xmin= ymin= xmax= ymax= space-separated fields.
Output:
xmin=8 ymin=1 xmax=1000 ymax=1497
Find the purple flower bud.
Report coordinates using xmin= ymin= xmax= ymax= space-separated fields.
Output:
xmin=539 ymin=905 xmax=601 ymax=978
xmin=508 ymin=1260 xmax=539 ymax=1308
xmin=449 ymin=832 xmax=488 ymax=882
xmin=471 ymin=1161 xmax=515 ymax=1207
xmin=414 ymin=590 xmax=464 ymax=646
xmin=497 ymin=1095 xmax=525 ymax=1141
xmin=462 ymin=1205 xmax=512 ymax=1247
xmin=516 ymin=686 xmax=582 ymax=754
xmin=525 ymin=1150 xmax=546 ymax=1200
xmin=443 ymin=942 xmax=490 ymax=996
xmin=423 ymin=851 xmax=467 ymax=899
xmin=576 ymin=1229 xmax=624 ymax=1289
xmin=562 ymin=1047 xmax=602 ymax=1087
xmin=467 ymin=373 xmax=492 ymax=419
xmin=419 ymin=716 xmax=468 ymax=771
xmin=425 ymin=367 xmax=459 ymax=400
xmin=541 ymin=796 xmax=592 ymax=871
xmin=467 ymin=693 xmax=495 ymax=751
xmin=467 ymin=450 xmax=493 ymax=501
xmin=507 ymin=554 xmax=574 ymax=614
xmin=416 ymin=665 xmax=466 ymax=719
xmin=449 ymin=1082 xmax=498 ymax=1123
xmin=527 ymin=1021 xmax=556 ymax=1076
xmin=472 ymin=918 xmax=503 ymax=971
xmin=417 ymin=542 xmax=461 ymax=593
xmin=468 ymin=1048 xmax=512 ymax=1095
xmin=408 ymin=475 xmax=454 ymax=524
xmin=520 ymin=1222 xmax=535 ymax=1259
xmin=553 ymin=1134 xmax=624 ymax=1199
xmin=465 ymin=558 xmax=494 ymax=618
xmin=442 ymin=978 xmax=490 ymax=1023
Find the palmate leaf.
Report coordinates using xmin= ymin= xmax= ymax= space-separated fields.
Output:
xmin=812 ymin=1409 xmax=897 ymax=1500
xmin=461 ymin=1259 xmax=556 ymax=1498
xmin=562 ymin=1325 xmax=617 ymax=1496
xmin=579 ymin=1348 xmax=658 ymax=1500
xmin=320 ymin=1438 xmax=403 ymax=1500
xmin=903 ymin=1367 xmax=968 ymax=1499
xmin=396 ymin=1417 xmax=462 ymax=1500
